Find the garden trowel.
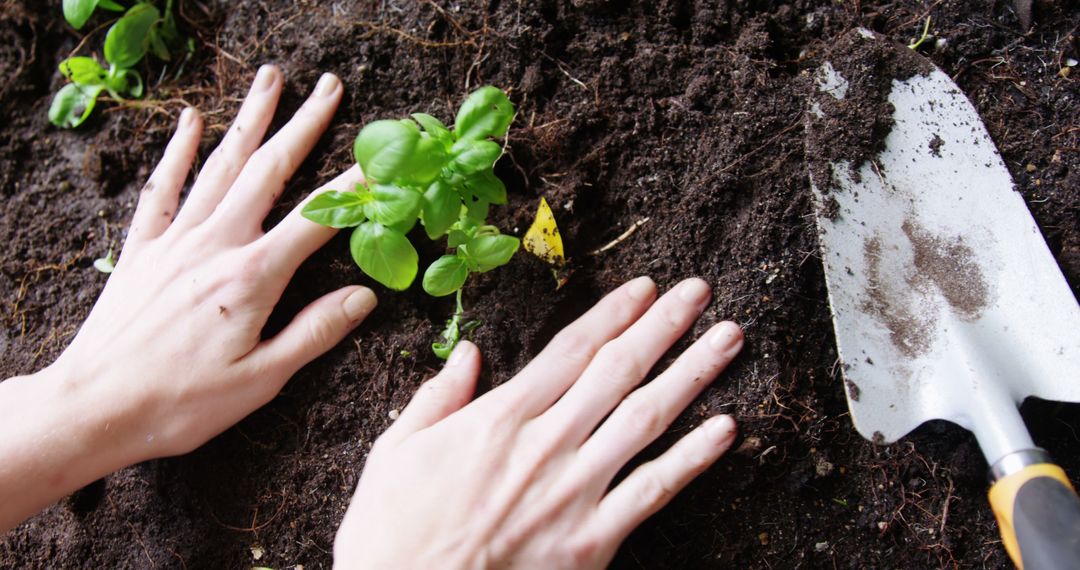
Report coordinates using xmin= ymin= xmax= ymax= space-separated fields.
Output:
xmin=804 ymin=28 xmax=1080 ymax=569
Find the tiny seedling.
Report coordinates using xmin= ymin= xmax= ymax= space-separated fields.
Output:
xmin=303 ymin=86 xmax=519 ymax=358
xmin=50 ymin=0 xmax=190 ymax=128
xmin=93 ymin=248 xmax=116 ymax=274
xmin=907 ymin=16 xmax=932 ymax=51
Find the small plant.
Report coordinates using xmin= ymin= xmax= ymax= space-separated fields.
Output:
xmin=302 ymin=86 xmax=519 ymax=358
xmin=50 ymin=0 xmax=189 ymax=128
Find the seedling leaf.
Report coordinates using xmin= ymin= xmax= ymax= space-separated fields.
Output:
xmin=148 ymin=25 xmax=171 ymax=61
xmin=49 ymin=83 xmax=105 ymax=128
xmin=302 ymin=191 xmax=368 ymax=228
xmin=93 ymin=248 xmax=116 ymax=274
xmin=464 ymin=170 xmax=507 ymax=205
xmin=411 ymin=113 xmax=452 ymax=144
xmin=455 ymin=85 xmax=515 ymax=141
xmin=523 ymin=197 xmax=565 ymax=267
xmin=363 ymin=184 xmax=423 ymax=227
xmin=460 ymin=234 xmax=520 ymax=272
xmin=450 ymin=139 xmax=502 ymax=175
xmin=354 ymin=120 xmax=420 ymax=184
xmin=421 ymin=179 xmax=460 ymax=239
xmin=63 ymin=0 xmax=98 ymax=30
xmin=104 ymin=3 xmax=161 ymax=69
xmin=59 ymin=56 xmax=106 ymax=85
xmin=423 ymin=255 xmax=470 ymax=297
xmin=350 ymin=221 xmax=418 ymax=291
xmin=402 ymin=136 xmax=448 ymax=185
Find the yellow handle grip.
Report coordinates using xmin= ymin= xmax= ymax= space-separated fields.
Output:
xmin=989 ymin=463 xmax=1080 ymax=569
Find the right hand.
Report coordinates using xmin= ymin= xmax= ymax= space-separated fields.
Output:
xmin=334 ymin=277 xmax=743 ymax=569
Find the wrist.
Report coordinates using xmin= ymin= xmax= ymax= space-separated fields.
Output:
xmin=0 ymin=360 xmax=148 ymax=531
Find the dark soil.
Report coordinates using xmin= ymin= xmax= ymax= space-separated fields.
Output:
xmin=2 ymin=1 xmax=1079 ymax=568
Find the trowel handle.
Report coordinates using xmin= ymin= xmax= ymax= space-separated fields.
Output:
xmin=989 ymin=461 xmax=1080 ymax=569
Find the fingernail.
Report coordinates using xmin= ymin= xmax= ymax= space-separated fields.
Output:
xmin=627 ymin=276 xmax=655 ymax=301
xmin=447 ymin=342 xmax=472 ymax=366
xmin=678 ymin=278 xmax=711 ymax=305
xmin=705 ymin=415 xmax=736 ymax=444
xmin=314 ymin=73 xmax=340 ymax=97
xmin=709 ymin=321 xmax=743 ymax=351
xmin=179 ymin=107 xmax=196 ymax=127
xmin=343 ymin=287 xmax=377 ymax=321
xmin=254 ymin=64 xmax=278 ymax=92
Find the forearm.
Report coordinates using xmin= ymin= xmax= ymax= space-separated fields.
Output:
xmin=0 ymin=362 xmax=143 ymax=533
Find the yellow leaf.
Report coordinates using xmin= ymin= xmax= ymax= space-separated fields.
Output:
xmin=523 ymin=197 xmax=565 ymax=268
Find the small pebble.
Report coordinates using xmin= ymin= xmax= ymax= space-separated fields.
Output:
xmin=388 ymin=409 xmax=400 ymax=420
xmin=815 ymin=541 xmax=829 ymax=552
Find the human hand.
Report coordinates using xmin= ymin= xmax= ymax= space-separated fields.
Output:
xmin=334 ymin=277 xmax=743 ymax=569
xmin=52 ymin=65 xmax=374 ymax=459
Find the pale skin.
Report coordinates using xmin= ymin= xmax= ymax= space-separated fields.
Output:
xmin=0 ymin=66 xmax=744 ymax=568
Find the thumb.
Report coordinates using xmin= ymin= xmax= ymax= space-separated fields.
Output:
xmin=246 ymin=286 xmax=377 ymax=383
xmin=378 ymin=341 xmax=480 ymax=447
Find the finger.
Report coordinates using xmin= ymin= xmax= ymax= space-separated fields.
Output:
xmin=259 ymin=165 xmax=364 ymax=276
xmin=242 ymin=285 xmax=377 ymax=386
xmin=476 ymin=276 xmax=657 ymax=418
xmin=590 ymin=415 xmax=737 ymax=542
xmin=576 ymin=321 xmax=743 ymax=478
xmin=536 ymin=278 xmax=713 ymax=444
xmin=128 ymin=108 xmax=203 ymax=244
xmin=173 ymin=64 xmax=282 ymax=228
xmin=378 ymin=342 xmax=481 ymax=447
xmin=211 ymin=73 xmax=344 ymax=235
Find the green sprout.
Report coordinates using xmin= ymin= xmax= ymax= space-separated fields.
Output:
xmin=302 ymin=86 xmax=519 ymax=358
xmin=50 ymin=0 xmax=190 ymax=128
xmin=907 ymin=16 xmax=932 ymax=51
xmin=93 ymin=248 xmax=115 ymax=274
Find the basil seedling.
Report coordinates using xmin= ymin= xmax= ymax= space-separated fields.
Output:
xmin=303 ymin=86 xmax=519 ymax=358
xmin=50 ymin=0 xmax=191 ymax=129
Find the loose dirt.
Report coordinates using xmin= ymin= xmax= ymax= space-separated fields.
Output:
xmin=2 ymin=1 xmax=1078 ymax=568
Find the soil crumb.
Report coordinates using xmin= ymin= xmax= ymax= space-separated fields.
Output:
xmin=805 ymin=28 xmax=933 ymax=194
xmin=902 ymin=219 xmax=990 ymax=319
xmin=928 ymin=133 xmax=945 ymax=157
xmin=860 ymin=236 xmax=935 ymax=358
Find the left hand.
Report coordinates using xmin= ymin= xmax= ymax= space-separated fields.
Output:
xmin=0 ymin=66 xmax=373 ymax=533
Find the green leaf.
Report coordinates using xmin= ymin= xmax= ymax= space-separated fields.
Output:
xmin=400 ymin=135 xmax=448 ymax=185
xmin=59 ymin=57 xmax=106 ymax=85
xmin=464 ymin=195 xmax=490 ymax=224
xmin=447 ymin=229 xmax=470 ymax=248
xmin=422 ymin=255 xmax=470 ymax=297
xmin=123 ymin=69 xmax=143 ymax=97
xmin=98 ymin=0 xmax=125 ymax=11
xmin=454 ymin=86 xmax=514 ymax=141
xmin=350 ymin=221 xmax=418 ymax=290
xmin=450 ymin=139 xmax=502 ymax=175
xmin=432 ymin=320 xmax=460 ymax=360
xmin=464 ymin=170 xmax=507 ymax=205
xmin=105 ymin=3 xmax=161 ymax=69
xmin=354 ymin=119 xmax=421 ymax=184
xmin=421 ymin=179 xmax=460 ymax=239
xmin=363 ymin=184 xmax=422 ymax=227
xmin=48 ymin=83 xmax=105 ymax=128
xmin=460 ymin=234 xmax=520 ymax=272
xmin=411 ymin=113 xmax=452 ymax=144
xmin=301 ymin=190 xmax=369 ymax=228
xmin=106 ymin=68 xmax=143 ymax=98
xmin=63 ymin=0 xmax=98 ymax=30
xmin=148 ymin=26 xmax=171 ymax=61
